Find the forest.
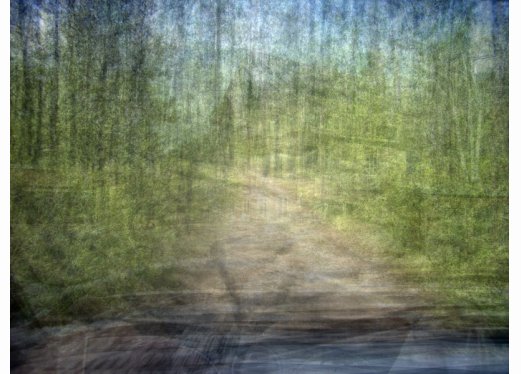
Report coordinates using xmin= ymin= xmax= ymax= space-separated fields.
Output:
xmin=11 ymin=0 xmax=508 ymax=332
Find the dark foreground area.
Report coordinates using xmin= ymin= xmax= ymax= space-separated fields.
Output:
xmin=11 ymin=310 xmax=508 ymax=373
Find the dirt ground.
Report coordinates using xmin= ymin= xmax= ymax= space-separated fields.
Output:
xmin=173 ymin=173 xmax=424 ymax=324
xmin=11 ymin=173 xmax=508 ymax=373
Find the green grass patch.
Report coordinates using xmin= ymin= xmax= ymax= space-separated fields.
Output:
xmin=265 ymin=168 xmax=508 ymax=331
xmin=11 ymin=163 xmax=236 ymax=325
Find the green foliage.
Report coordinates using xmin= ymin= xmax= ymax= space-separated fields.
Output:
xmin=11 ymin=165 xmax=234 ymax=323
xmin=10 ymin=0 xmax=508 ymax=329
xmin=224 ymin=0 xmax=508 ymax=328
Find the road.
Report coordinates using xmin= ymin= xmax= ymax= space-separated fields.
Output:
xmin=11 ymin=173 xmax=508 ymax=373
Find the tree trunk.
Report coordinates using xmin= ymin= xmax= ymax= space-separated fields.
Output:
xmin=49 ymin=0 xmax=60 ymax=163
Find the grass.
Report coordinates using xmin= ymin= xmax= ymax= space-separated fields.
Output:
xmin=11 ymin=162 xmax=237 ymax=325
xmin=258 ymin=164 xmax=508 ymax=331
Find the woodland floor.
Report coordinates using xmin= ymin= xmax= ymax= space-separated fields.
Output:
xmin=11 ymin=172 xmax=508 ymax=373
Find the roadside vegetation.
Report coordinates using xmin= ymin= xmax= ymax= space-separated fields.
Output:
xmin=11 ymin=0 xmax=507 ymax=329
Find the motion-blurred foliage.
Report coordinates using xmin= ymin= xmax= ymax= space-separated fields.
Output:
xmin=11 ymin=0 xmax=507 ymax=327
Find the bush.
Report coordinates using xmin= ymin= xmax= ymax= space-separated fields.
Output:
xmin=11 ymin=163 xmax=233 ymax=324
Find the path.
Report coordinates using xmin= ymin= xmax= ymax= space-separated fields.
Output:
xmin=11 ymin=173 xmax=508 ymax=373
xmin=174 ymin=173 xmax=422 ymax=324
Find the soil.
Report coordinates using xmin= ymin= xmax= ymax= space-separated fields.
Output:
xmin=11 ymin=173 xmax=508 ymax=373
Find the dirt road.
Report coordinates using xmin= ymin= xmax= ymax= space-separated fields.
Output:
xmin=173 ymin=173 xmax=423 ymax=325
xmin=11 ymin=173 xmax=508 ymax=373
